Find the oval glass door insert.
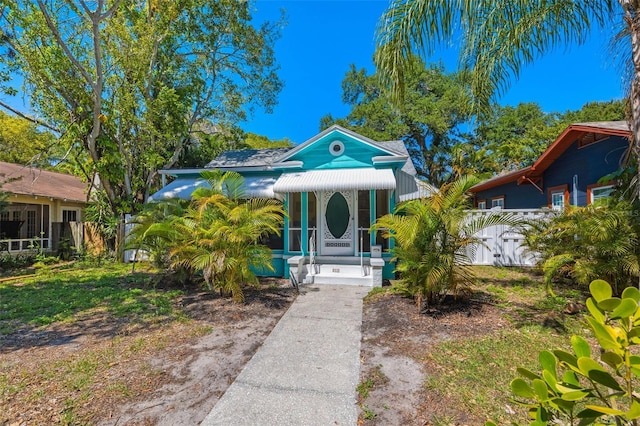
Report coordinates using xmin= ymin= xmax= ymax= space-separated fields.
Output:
xmin=325 ymin=192 xmax=349 ymax=238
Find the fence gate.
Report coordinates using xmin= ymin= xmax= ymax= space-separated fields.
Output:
xmin=467 ymin=209 xmax=553 ymax=267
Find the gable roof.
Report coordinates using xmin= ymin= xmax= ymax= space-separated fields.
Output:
xmin=0 ymin=162 xmax=87 ymax=203
xmin=273 ymin=125 xmax=406 ymax=164
xmin=201 ymin=125 xmax=417 ymax=175
xmin=205 ymin=147 xmax=292 ymax=169
xmin=471 ymin=121 xmax=631 ymax=192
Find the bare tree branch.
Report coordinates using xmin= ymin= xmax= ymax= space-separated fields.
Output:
xmin=0 ymin=100 xmax=60 ymax=132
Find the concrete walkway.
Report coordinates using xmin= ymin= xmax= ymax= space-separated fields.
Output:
xmin=201 ymin=284 xmax=368 ymax=426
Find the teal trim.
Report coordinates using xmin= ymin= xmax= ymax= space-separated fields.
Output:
xmin=252 ymin=256 xmax=284 ymax=277
xmin=286 ymin=133 xmax=393 ymax=170
xmin=389 ymin=190 xmax=396 ymax=250
xmin=382 ymin=258 xmax=396 ymax=280
xmin=369 ymin=190 xmax=376 ymax=249
xmin=283 ymin=193 xmax=289 ymax=254
xmin=301 ymin=192 xmax=308 ymax=253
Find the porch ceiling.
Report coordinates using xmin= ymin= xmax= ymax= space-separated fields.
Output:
xmin=273 ymin=168 xmax=396 ymax=193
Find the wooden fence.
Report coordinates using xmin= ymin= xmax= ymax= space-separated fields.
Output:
xmin=467 ymin=209 xmax=554 ymax=267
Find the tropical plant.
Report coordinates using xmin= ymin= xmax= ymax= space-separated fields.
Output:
xmin=488 ymin=279 xmax=640 ymax=425
xmin=135 ymin=170 xmax=285 ymax=302
xmin=374 ymin=1 xmax=640 ymax=196
xmin=125 ymin=198 xmax=187 ymax=269
xmin=522 ymin=202 xmax=640 ymax=296
xmin=373 ymin=175 xmax=520 ymax=308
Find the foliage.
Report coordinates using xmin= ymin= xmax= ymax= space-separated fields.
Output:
xmin=0 ymin=0 xmax=284 ymax=217
xmin=0 ymin=110 xmax=57 ymax=167
xmin=466 ymin=100 xmax=627 ymax=173
xmin=244 ymin=132 xmax=294 ymax=149
xmin=374 ymin=0 xmax=617 ymax=115
xmin=488 ymin=280 xmax=640 ymax=425
xmin=321 ymin=58 xmax=471 ymax=186
xmin=128 ymin=171 xmax=285 ymax=302
xmin=0 ymin=251 xmax=37 ymax=272
xmin=521 ymin=202 xmax=640 ymax=296
xmin=373 ymin=175 xmax=520 ymax=307
xmin=125 ymin=199 xmax=187 ymax=268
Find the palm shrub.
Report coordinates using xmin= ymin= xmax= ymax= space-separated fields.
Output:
xmin=167 ymin=170 xmax=285 ymax=302
xmin=374 ymin=175 xmax=520 ymax=308
xmin=487 ymin=279 xmax=640 ymax=425
xmin=521 ymin=202 xmax=639 ymax=296
xmin=126 ymin=198 xmax=187 ymax=269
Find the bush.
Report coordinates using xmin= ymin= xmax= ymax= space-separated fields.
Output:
xmin=521 ymin=202 xmax=639 ymax=295
xmin=488 ymin=279 xmax=640 ymax=425
xmin=0 ymin=252 xmax=37 ymax=271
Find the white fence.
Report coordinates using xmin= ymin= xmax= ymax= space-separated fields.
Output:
xmin=467 ymin=209 xmax=554 ymax=267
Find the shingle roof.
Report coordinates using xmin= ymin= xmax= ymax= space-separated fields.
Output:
xmin=205 ymin=148 xmax=292 ymax=168
xmin=0 ymin=162 xmax=87 ymax=203
xmin=374 ymin=140 xmax=418 ymax=175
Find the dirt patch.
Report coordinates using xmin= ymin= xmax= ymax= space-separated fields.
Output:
xmin=1 ymin=278 xmax=296 ymax=425
xmin=358 ymin=291 xmax=509 ymax=425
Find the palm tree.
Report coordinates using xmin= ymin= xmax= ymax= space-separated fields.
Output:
xmin=169 ymin=170 xmax=285 ymax=302
xmin=374 ymin=1 xmax=640 ymax=192
xmin=374 ymin=175 xmax=520 ymax=308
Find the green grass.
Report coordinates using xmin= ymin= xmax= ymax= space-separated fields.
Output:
xmin=423 ymin=266 xmax=589 ymax=423
xmin=427 ymin=325 xmax=574 ymax=423
xmin=0 ymin=263 xmax=182 ymax=335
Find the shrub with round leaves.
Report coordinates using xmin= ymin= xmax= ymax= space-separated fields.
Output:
xmin=487 ymin=279 xmax=640 ymax=425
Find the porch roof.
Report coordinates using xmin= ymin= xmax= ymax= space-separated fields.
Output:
xmin=147 ymin=175 xmax=282 ymax=202
xmin=273 ymin=168 xmax=395 ymax=193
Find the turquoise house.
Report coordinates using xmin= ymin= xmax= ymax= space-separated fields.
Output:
xmin=149 ymin=125 xmax=433 ymax=286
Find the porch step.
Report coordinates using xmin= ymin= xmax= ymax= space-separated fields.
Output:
xmin=306 ymin=263 xmax=372 ymax=286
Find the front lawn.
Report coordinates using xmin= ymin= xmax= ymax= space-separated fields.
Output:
xmin=358 ymin=265 xmax=589 ymax=424
xmin=0 ymin=262 xmax=295 ymax=425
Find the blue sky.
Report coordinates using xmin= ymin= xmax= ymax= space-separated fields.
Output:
xmin=244 ymin=0 xmax=626 ymax=144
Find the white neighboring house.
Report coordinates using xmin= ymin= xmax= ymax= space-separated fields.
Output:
xmin=0 ymin=161 xmax=88 ymax=253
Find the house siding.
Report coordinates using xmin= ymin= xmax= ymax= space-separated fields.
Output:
xmin=474 ymin=181 xmax=546 ymax=209
xmin=474 ymin=135 xmax=628 ymax=209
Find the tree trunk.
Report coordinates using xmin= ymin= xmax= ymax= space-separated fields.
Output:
xmin=622 ymin=2 xmax=640 ymax=200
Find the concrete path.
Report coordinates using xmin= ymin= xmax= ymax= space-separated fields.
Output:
xmin=201 ymin=284 xmax=368 ymax=426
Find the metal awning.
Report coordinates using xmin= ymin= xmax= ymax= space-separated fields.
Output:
xmin=273 ymin=168 xmax=396 ymax=193
xmin=147 ymin=176 xmax=281 ymax=202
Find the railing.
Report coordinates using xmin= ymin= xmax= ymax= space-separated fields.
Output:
xmin=309 ymin=229 xmax=316 ymax=275
xmin=360 ymin=230 xmax=365 ymax=276
xmin=0 ymin=238 xmax=50 ymax=253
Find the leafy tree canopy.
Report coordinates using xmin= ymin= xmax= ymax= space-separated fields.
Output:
xmin=466 ymin=99 xmax=627 ymax=174
xmin=0 ymin=0 xmax=284 ymax=216
xmin=0 ymin=110 xmax=57 ymax=167
xmin=321 ymin=57 xmax=472 ymax=187
xmin=324 ymin=56 xmax=626 ymax=186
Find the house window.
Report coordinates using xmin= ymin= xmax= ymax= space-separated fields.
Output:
xmin=288 ymin=192 xmax=302 ymax=252
xmin=588 ymin=184 xmax=614 ymax=205
xmin=477 ymin=200 xmax=486 ymax=210
xmin=547 ymin=185 xmax=568 ymax=211
xmin=0 ymin=211 xmax=8 ymax=221
xmin=12 ymin=211 xmax=20 ymax=221
xmin=375 ymin=189 xmax=390 ymax=250
xmin=491 ymin=196 xmax=505 ymax=209
xmin=26 ymin=210 xmax=36 ymax=238
xmin=357 ymin=190 xmax=371 ymax=253
xmin=62 ymin=209 xmax=78 ymax=223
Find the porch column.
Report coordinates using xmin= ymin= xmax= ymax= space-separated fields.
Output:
xmin=301 ymin=192 xmax=308 ymax=254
